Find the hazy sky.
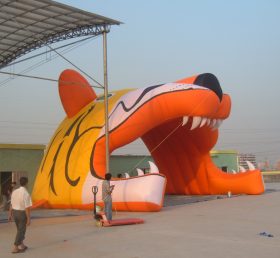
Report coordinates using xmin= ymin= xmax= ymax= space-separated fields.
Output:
xmin=0 ymin=0 xmax=279 ymax=166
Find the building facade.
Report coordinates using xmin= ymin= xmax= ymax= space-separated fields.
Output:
xmin=0 ymin=145 xmax=243 ymax=202
xmin=210 ymin=150 xmax=239 ymax=173
xmin=238 ymin=153 xmax=257 ymax=170
xmin=110 ymin=155 xmax=154 ymax=177
xmin=110 ymin=150 xmax=239 ymax=177
xmin=0 ymin=144 xmax=45 ymax=198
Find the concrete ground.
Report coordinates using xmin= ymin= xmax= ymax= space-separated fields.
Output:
xmin=0 ymin=183 xmax=279 ymax=258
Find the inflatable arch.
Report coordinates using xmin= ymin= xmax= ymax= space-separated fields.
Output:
xmin=32 ymin=70 xmax=264 ymax=211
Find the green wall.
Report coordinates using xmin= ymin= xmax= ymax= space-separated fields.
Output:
xmin=110 ymin=151 xmax=238 ymax=177
xmin=210 ymin=150 xmax=238 ymax=172
xmin=0 ymin=144 xmax=45 ymax=194
xmin=0 ymin=145 xmax=238 ymax=197
xmin=110 ymin=155 xmax=154 ymax=177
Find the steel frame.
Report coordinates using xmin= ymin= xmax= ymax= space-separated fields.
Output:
xmin=0 ymin=24 xmax=110 ymax=69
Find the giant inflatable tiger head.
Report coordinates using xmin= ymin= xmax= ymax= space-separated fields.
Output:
xmin=32 ymin=69 xmax=264 ymax=211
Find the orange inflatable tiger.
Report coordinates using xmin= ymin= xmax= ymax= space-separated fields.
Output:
xmin=32 ymin=70 xmax=264 ymax=211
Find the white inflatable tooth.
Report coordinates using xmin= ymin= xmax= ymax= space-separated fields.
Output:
xmin=206 ymin=118 xmax=211 ymax=126
xmin=239 ymin=166 xmax=246 ymax=173
xmin=199 ymin=117 xmax=207 ymax=128
xmin=232 ymin=170 xmax=236 ymax=174
xmin=182 ymin=116 xmax=189 ymax=126
xmin=136 ymin=168 xmax=145 ymax=176
xmin=190 ymin=116 xmax=202 ymax=130
xmin=148 ymin=161 xmax=159 ymax=173
xmin=246 ymin=160 xmax=256 ymax=171
xmin=124 ymin=173 xmax=130 ymax=178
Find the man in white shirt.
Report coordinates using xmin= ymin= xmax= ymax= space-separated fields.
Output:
xmin=8 ymin=177 xmax=32 ymax=253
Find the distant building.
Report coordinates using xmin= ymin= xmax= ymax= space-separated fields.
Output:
xmin=238 ymin=153 xmax=257 ymax=170
xmin=110 ymin=150 xmax=240 ymax=176
xmin=276 ymin=160 xmax=280 ymax=170
xmin=0 ymin=144 xmax=45 ymax=197
xmin=110 ymin=155 xmax=154 ymax=177
xmin=210 ymin=150 xmax=238 ymax=173
xmin=0 ymin=144 xmax=250 ymax=200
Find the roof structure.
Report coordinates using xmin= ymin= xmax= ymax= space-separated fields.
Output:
xmin=0 ymin=0 xmax=121 ymax=69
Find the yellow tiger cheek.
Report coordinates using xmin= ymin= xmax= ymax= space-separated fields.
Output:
xmin=32 ymin=89 xmax=132 ymax=207
xmin=66 ymin=132 xmax=99 ymax=204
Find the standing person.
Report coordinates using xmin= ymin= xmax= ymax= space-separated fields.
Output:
xmin=102 ymin=173 xmax=114 ymax=221
xmin=8 ymin=177 xmax=32 ymax=254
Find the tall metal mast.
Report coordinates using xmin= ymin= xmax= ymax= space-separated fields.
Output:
xmin=103 ymin=28 xmax=110 ymax=174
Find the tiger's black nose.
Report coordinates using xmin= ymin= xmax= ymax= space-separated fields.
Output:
xmin=194 ymin=73 xmax=223 ymax=101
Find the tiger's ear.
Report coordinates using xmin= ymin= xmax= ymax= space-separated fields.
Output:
xmin=59 ymin=69 xmax=97 ymax=118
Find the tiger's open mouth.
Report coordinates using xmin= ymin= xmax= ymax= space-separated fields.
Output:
xmin=91 ymin=73 xmax=233 ymax=194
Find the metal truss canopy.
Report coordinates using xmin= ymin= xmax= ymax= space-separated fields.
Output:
xmin=0 ymin=0 xmax=121 ymax=68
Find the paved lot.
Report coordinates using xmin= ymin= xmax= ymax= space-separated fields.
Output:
xmin=0 ymin=183 xmax=279 ymax=258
